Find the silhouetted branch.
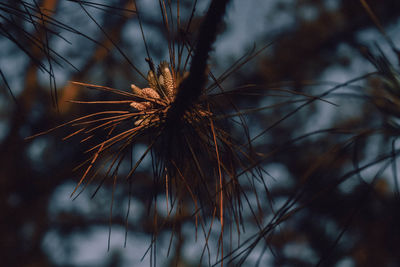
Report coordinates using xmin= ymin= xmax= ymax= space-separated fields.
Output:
xmin=167 ymin=0 xmax=231 ymax=123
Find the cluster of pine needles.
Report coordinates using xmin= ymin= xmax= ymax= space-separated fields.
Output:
xmin=24 ymin=0 xmax=279 ymax=264
xmin=29 ymin=47 xmax=271 ymax=266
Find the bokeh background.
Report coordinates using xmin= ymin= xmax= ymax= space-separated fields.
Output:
xmin=1 ymin=0 xmax=400 ymax=266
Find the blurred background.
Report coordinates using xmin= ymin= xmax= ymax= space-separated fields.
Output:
xmin=1 ymin=0 xmax=400 ymax=266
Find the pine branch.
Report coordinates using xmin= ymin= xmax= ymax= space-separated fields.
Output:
xmin=167 ymin=0 xmax=231 ymax=123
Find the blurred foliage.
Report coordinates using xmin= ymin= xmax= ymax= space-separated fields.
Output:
xmin=1 ymin=0 xmax=400 ymax=266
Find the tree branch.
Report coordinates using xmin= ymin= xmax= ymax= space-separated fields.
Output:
xmin=167 ymin=0 xmax=231 ymax=123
